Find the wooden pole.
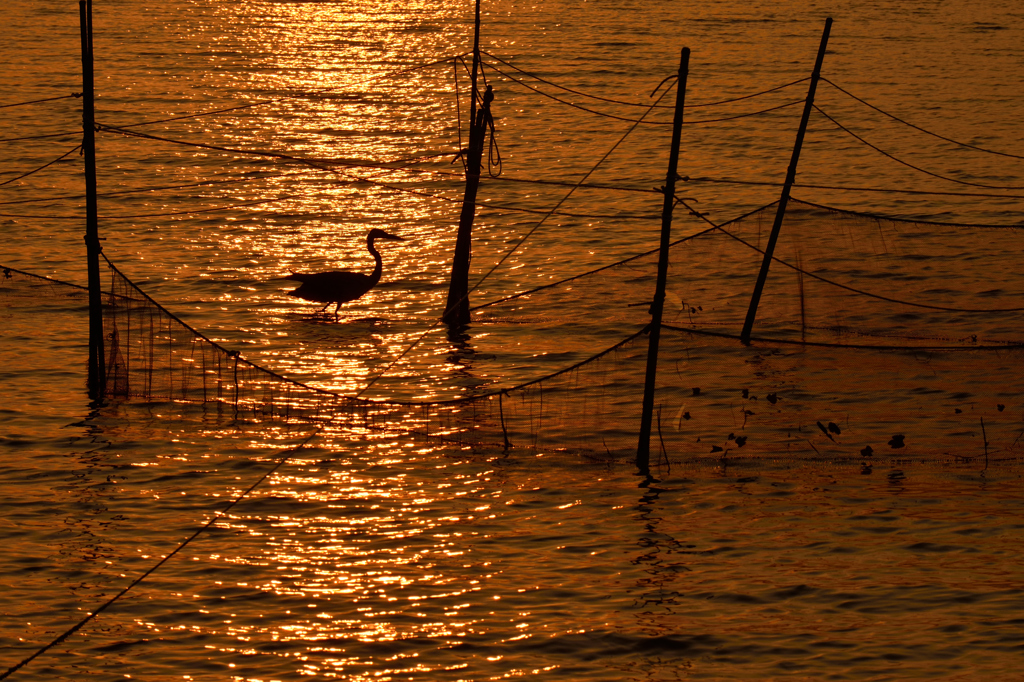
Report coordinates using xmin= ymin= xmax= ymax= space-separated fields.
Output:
xmin=739 ymin=17 xmax=832 ymax=345
xmin=443 ymin=0 xmax=488 ymax=327
xmin=81 ymin=0 xmax=105 ymax=400
xmin=636 ymin=48 xmax=689 ymax=478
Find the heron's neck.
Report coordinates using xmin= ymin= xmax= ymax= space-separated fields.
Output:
xmin=367 ymin=236 xmax=383 ymax=285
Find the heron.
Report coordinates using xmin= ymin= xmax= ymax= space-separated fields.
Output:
xmin=285 ymin=228 xmax=405 ymax=318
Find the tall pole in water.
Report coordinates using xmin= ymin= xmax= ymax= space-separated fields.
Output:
xmin=740 ymin=18 xmax=832 ymax=345
xmin=636 ymin=48 xmax=689 ymax=479
xmin=443 ymin=0 xmax=490 ymax=327
xmin=80 ymin=0 xmax=105 ymax=400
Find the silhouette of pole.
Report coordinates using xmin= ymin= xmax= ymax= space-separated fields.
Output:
xmin=81 ymin=0 xmax=105 ymax=400
xmin=740 ymin=17 xmax=832 ymax=345
xmin=443 ymin=0 xmax=490 ymax=327
xmin=637 ymin=48 xmax=689 ymax=478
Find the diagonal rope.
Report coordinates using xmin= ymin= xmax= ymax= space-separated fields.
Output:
xmin=0 ymin=145 xmax=82 ymax=187
xmin=663 ymin=324 xmax=1024 ymax=351
xmin=0 ymin=423 xmax=322 ymax=680
xmin=0 ymin=93 xmax=81 ymax=109
xmin=91 ymin=255 xmax=646 ymax=407
xmin=821 ymin=78 xmax=1024 ymax=161
xmin=483 ymin=61 xmax=672 ymax=124
xmin=684 ymin=175 xmax=1024 ymax=202
xmin=0 ymin=130 xmax=82 ymax=143
xmin=674 ymin=194 xmax=1024 ymax=313
xmin=354 ymin=77 xmax=679 ymax=398
xmin=484 ymin=60 xmax=804 ymax=126
xmin=0 ymin=195 xmax=300 ymax=220
xmin=470 ymin=201 xmax=778 ymax=311
xmin=814 ymin=105 xmax=1024 ymax=190
xmin=98 ymin=53 xmax=470 ymax=130
xmin=790 ymin=197 xmax=1024 ymax=230
xmin=0 ymin=265 xmax=88 ymax=291
xmin=482 ymin=50 xmax=809 ymax=109
xmin=0 ymin=170 xmax=312 ymax=207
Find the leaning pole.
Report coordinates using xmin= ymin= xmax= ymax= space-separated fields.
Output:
xmin=636 ymin=48 xmax=690 ymax=479
xmin=740 ymin=18 xmax=832 ymax=345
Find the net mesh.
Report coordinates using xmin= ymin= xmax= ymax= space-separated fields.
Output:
xmin=4 ymin=198 xmax=1023 ymax=467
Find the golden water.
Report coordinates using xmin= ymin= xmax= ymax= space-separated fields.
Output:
xmin=2 ymin=0 xmax=1024 ymax=678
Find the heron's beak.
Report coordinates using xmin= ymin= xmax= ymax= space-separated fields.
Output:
xmin=384 ymin=233 xmax=405 ymax=242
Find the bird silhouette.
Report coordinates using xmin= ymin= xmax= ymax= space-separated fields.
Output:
xmin=285 ymin=228 xmax=404 ymax=318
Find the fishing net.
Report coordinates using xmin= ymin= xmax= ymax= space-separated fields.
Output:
xmin=0 ymin=266 xmax=87 ymax=305
xmin=4 ymin=198 xmax=1023 ymax=467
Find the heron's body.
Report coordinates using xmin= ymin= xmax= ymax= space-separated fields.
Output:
xmin=285 ymin=229 xmax=404 ymax=317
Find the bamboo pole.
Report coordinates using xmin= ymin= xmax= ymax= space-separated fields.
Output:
xmin=740 ymin=17 xmax=832 ymax=345
xmin=442 ymin=0 xmax=488 ymax=327
xmin=81 ymin=0 xmax=105 ymax=400
xmin=636 ymin=48 xmax=690 ymax=479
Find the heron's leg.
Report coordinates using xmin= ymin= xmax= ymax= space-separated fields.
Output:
xmin=318 ymin=302 xmax=331 ymax=316
xmin=334 ymin=302 xmax=341 ymax=319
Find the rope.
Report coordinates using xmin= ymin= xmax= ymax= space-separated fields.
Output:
xmin=96 ymin=53 xmax=470 ymax=131
xmin=482 ymin=51 xmax=809 ymax=109
xmin=453 ymin=57 xmax=466 ymax=171
xmin=487 ymin=325 xmax=650 ymax=392
xmin=663 ymin=324 xmax=1024 ymax=352
xmin=821 ymin=78 xmax=1024 ymax=161
xmin=485 ymin=60 xmax=803 ymax=125
xmin=0 ymin=195 xmax=303 ymax=220
xmin=0 ymin=145 xmax=82 ymax=187
xmin=93 ymin=126 xmax=661 ymax=222
xmin=100 ymin=119 xmax=667 ymax=200
xmin=355 ymin=80 xmax=678 ymax=397
xmin=470 ymin=202 xmax=778 ymax=311
xmin=0 ymin=93 xmax=81 ymax=109
xmin=0 ymin=425 xmax=323 ymax=681
xmin=98 ymin=123 xmax=443 ymax=174
xmin=790 ymin=197 xmax=1024 ymax=230
xmin=487 ymin=175 xmax=659 ymax=194
xmin=0 ymin=265 xmax=88 ymax=291
xmin=0 ymin=130 xmax=82 ymax=143
xmin=674 ymin=195 xmax=1024 ymax=313
xmin=98 ymin=125 xmax=475 ymax=193
xmin=484 ymin=62 xmax=672 ymax=124
xmin=814 ymin=105 xmax=1024 ymax=191
xmin=467 ymin=78 xmax=676 ymax=301
xmin=0 ymin=170 xmax=312 ymax=207
xmin=684 ymin=175 xmax=1024 ymax=202
xmin=96 ymin=255 xmax=645 ymax=407
xmin=683 ymin=99 xmax=802 ymax=125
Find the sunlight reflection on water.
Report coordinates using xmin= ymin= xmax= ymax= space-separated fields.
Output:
xmin=3 ymin=0 xmax=1024 ymax=678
